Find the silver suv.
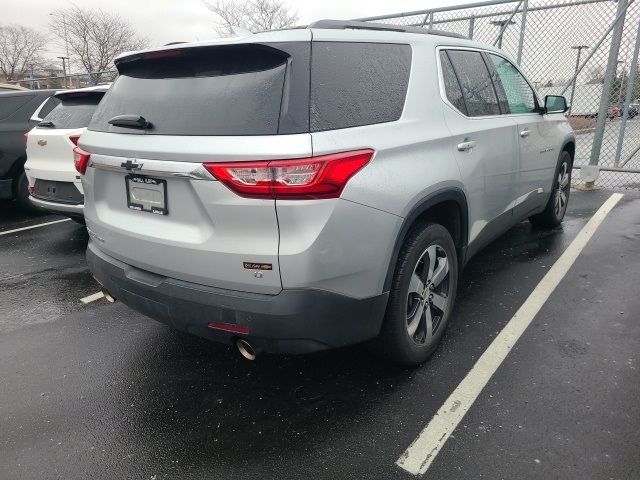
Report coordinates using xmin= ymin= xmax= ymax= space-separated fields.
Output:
xmin=78 ymin=21 xmax=574 ymax=365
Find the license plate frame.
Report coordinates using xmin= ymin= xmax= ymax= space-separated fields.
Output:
xmin=125 ymin=174 xmax=168 ymax=215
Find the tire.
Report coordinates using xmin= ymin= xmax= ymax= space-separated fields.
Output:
xmin=13 ymin=170 xmax=36 ymax=212
xmin=374 ymin=222 xmax=458 ymax=366
xmin=529 ymin=150 xmax=572 ymax=228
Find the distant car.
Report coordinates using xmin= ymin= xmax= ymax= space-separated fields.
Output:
xmin=0 ymin=83 xmax=29 ymax=92
xmin=0 ymin=89 xmax=59 ymax=209
xmin=24 ymin=86 xmax=109 ymax=221
xmin=608 ymin=103 xmax=638 ymax=120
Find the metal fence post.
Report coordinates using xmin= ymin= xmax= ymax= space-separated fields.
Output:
xmin=469 ymin=16 xmax=476 ymax=39
xmin=516 ymin=0 xmax=528 ymax=64
xmin=616 ymin=18 xmax=640 ymax=167
xmin=588 ymin=0 xmax=629 ymax=177
xmin=492 ymin=0 xmax=523 ymax=48
xmin=429 ymin=12 xmax=435 ymax=29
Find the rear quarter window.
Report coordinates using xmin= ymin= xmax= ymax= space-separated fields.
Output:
xmin=310 ymin=42 xmax=411 ymax=132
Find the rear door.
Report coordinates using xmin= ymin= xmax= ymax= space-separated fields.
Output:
xmin=486 ymin=53 xmax=557 ymax=219
xmin=81 ymin=38 xmax=312 ymax=294
xmin=439 ymin=49 xmax=519 ymax=255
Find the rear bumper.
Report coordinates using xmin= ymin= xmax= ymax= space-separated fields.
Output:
xmin=87 ymin=242 xmax=388 ymax=354
xmin=29 ymin=195 xmax=84 ymax=217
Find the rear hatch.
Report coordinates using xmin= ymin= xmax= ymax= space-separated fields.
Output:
xmin=25 ymin=90 xmax=105 ymax=202
xmin=81 ymin=36 xmax=312 ymax=294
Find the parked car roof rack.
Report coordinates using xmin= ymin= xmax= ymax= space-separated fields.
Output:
xmin=308 ymin=19 xmax=466 ymax=39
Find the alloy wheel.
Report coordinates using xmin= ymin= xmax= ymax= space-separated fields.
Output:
xmin=554 ymin=160 xmax=570 ymax=217
xmin=406 ymin=244 xmax=451 ymax=345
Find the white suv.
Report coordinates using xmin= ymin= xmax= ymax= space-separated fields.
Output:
xmin=77 ymin=21 xmax=574 ymax=365
xmin=25 ymin=85 xmax=108 ymax=220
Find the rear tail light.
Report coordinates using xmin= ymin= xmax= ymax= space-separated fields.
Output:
xmin=69 ymin=135 xmax=80 ymax=146
xmin=23 ymin=132 xmax=28 ymax=142
xmin=203 ymin=149 xmax=374 ymax=200
xmin=73 ymin=146 xmax=91 ymax=175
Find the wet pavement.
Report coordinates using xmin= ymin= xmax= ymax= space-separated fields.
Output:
xmin=1 ymin=191 xmax=639 ymax=480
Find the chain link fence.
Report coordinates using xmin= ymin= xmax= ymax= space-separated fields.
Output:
xmin=6 ymin=71 xmax=117 ymax=91
xmin=6 ymin=2 xmax=640 ymax=189
xmin=358 ymin=0 xmax=640 ymax=190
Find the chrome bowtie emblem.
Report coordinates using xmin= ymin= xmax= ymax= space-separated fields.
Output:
xmin=37 ymin=139 xmax=47 ymax=146
xmin=121 ymin=159 xmax=143 ymax=171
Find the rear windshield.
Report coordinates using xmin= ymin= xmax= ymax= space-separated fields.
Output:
xmin=42 ymin=93 xmax=105 ymax=129
xmin=89 ymin=41 xmax=411 ymax=136
xmin=89 ymin=43 xmax=310 ymax=136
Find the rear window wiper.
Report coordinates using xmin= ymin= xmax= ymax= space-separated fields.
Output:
xmin=38 ymin=121 xmax=55 ymax=128
xmin=108 ymin=114 xmax=152 ymax=129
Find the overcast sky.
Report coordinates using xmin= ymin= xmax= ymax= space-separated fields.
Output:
xmin=5 ymin=0 xmax=471 ymax=58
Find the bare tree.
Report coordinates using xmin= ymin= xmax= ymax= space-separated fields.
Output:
xmin=0 ymin=24 xmax=47 ymax=81
xmin=49 ymin=6 xmax=148 ymax=84
xmin=203 ymin=0 xmax=298 ymax=37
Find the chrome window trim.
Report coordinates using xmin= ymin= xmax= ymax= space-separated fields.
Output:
xmin=435 ymin=45 xmax=542 ymax=121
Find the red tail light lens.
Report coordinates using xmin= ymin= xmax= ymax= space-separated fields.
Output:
xmin=203 ymin=149 xmax=374 ymax=199
xmin=69 ymin=135 xmax=80 ymax=146
xmin=73 ymin=146 xmax=91 ymax=175
xmin=23 ymin=132 xmax=29 ymax=142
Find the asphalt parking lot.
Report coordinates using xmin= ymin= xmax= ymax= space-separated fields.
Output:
xmin=1 ymin=189 xmax=639 ymax=480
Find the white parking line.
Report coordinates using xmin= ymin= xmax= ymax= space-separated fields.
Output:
xmin=80 ymin=291 xmax=104 ymax=304
xmin=0 ymin=218 xmax=71 ymax=236
xmin=396 ymin=192 xmax=623 ymax=476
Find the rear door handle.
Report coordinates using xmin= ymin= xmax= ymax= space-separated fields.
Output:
xmin=457 ymin=140 xmax=476 ymax=152
xmin=520 ymin=129 xmax=530 ymax=138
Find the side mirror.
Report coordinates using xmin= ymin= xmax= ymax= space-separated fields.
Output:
xmin=544 ymin=95 xmax=568 ymax=114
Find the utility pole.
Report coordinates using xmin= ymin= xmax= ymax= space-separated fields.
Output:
xmin=57 ymin=56 xmax=69 ymax=88
xmin=490 ymin=19 xmax=515 ymax=49
xmin=569 ymin=45 xmax=589 ymax=115
xmin=28 ymin=64 xmax=34 ymax=90
xmin=50 ymin=12 xmax=71 ymax=76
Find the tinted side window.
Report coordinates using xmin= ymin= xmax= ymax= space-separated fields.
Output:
xmin=440 ymin=51 xmax=467 ymax=115
xmin=310 ymin=42 xmax=411 ymax=132
xmin=0 ymin=94 xmax=35 ymax=120
xmin=488 ymin=54 xmax=537 ymax=113
xmin=447 ymin=50 xmax=500 ymax=117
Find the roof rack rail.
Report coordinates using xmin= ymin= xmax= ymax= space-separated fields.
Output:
xmin=308 ymin=19 xmax=465 ymax=39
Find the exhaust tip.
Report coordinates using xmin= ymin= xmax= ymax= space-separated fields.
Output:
xmin=101 ymin=287 xmax=116 ymax=303
xmin=236 ymin=339 xmax=257 ymax=361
